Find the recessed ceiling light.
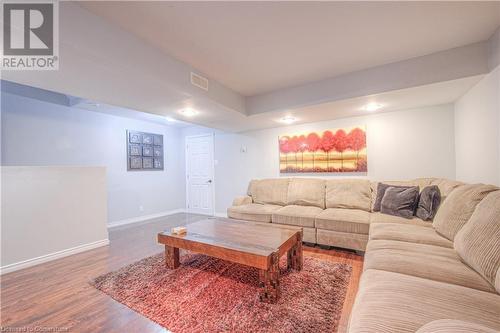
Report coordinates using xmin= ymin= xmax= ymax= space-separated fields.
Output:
xmin=179 ymin=108 xmax=198 ymax=117
xmin=280 ymin=116 xmax=297 ymax=124
xmin=362 ymin=103 xmax=383 ymax=112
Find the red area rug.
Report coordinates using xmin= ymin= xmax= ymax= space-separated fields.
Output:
xmin=91 ymin=252 xmax=352 ymax=333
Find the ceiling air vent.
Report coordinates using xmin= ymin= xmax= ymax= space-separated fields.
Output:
xmin=190 ymin=72 xmax=209 ymax=91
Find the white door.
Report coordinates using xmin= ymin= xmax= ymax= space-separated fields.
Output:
xmin=185 ymin=134 xmax=215 ymax=215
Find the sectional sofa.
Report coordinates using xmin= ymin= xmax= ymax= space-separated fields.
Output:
xmin=227 ymin=177 xmax=463 ymax=251
xmin=227 ymin=178 xmax=500 ymax=332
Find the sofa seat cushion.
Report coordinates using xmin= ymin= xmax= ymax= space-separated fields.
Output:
xmin=315 ymin=208 xmax=370 ymax=234
xmin=416 ymin=319 xmax=499 ymax=333
xmin=317 ymin=229 xmax=368 ymax=251
xmin=272 ymin=205 xmax=323 ymax=228
xmin=364 ymin=240 xmax=495 ymax=292
xmin=348 ymin=269 xmax=500 ymax=333
xmin=232 ymin=219 xmax=317 ymax=244
xmin=369 ymin=223 xmax=453 ymax=248
xmin=296 ymin=227 xmax=316 ymax=244
xmin=370 ymin=212 xmax=430 ymax=227
xmin=227 ymin=203 xmax=282 ymax=223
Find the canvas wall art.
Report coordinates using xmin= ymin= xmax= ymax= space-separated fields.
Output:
xmin=279 ymin=126 xmax=367 ymax=173
xmin=127 ymin=130 xmax=164 ymax=171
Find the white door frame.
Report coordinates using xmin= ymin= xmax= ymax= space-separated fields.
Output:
xmin=185 ymin=133 xmax=216 ymax=216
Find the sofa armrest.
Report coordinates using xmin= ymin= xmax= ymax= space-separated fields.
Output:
xmin=232 ymin=196 xmax=253 ymax=206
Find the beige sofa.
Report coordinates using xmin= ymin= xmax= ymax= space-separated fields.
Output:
xmin=228 ymin=177 xmax=500 ymax=332
xmin=227 ymin=177 xmax=462 ymax=251
xmin=349 ymin=186 xmax=500 ymax=332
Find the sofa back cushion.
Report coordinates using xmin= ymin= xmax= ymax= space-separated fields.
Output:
xmin=326 ymin=179 xmax=371 ymax=211
xmin=454 ymin=190 xmax=500 ymax=293
xmin=433 ymin=184 xmax=498 ymax=241
xmin=287 ymin=178 xmax=326 ymax=208
xmin=251 ymin=178 xmax=289 ymax=206
xmin=412 ymin=178 xmax=435 ymax=189
xmin=430 ymin=178 xmax=463 ymax=201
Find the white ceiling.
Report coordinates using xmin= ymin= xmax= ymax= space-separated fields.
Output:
xmin=57 ymin=75 xmax=482 ymax=133
xmin=79 ymin=1 xmax=500 ymax=96
xmin=183 ymin=75 xmax=483 ymax=132
xmin=73 ymin=100 xmax=191 ymax=129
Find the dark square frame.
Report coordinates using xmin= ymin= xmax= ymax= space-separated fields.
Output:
xmin=127 ymin=130 xmax=164 ymax=171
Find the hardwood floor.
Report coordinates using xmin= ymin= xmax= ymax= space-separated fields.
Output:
xmin=1 ymin=214 xmax=364 ymax=333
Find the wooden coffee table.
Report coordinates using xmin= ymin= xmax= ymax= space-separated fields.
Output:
xmin=157 ymin=218 xmax=303 ymax=303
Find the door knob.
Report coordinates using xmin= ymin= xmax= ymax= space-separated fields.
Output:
xmin=207 ymin=180 xmax=212 ymax=183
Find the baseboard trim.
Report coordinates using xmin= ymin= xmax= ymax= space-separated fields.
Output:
xmin=107 ymin=209 xmax=187 ymax=229
xmin=0 ymin=239 xmax=110 ymax=275
xmin=215 ymin=212 xmax=227 ymax=218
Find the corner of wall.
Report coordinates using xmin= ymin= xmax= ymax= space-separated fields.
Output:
xmin=453 ymin=66 xmax=500 ymax=186
xmin=487 ymin=26 xmax=500 ymax=71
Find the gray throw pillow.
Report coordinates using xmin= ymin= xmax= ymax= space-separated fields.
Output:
xmin=416 ymin=185 xmax=441 ymax=221
xmin=373 ymin=183 xmax=413 ymax=212
xmin=380 ymin=186 xmax=420 ymax=219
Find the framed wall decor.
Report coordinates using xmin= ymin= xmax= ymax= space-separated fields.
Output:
xmin=127 ymin=130 xmax=164 ymax=171
xmin=279 ymin=126 xmax=367 ymax=174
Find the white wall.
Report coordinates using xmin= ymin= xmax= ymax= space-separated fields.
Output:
xmin=183 ymin=104 xmax=456 ymax=214
xmin=1 ymin=92 xmax=186 ymax=224
xmin=455 ymin=66 xmax=500 ymax=186
xmin=1 ymin=166 xmax=109 ymax=271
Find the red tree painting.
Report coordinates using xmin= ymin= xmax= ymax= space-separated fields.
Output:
xmin=321 ymin=131 xmax=335 ymax=171
xmin=279 ymin=136 xmax=290 ymax=168
xmin=306 ymin=132 xmax=321 ymax=169
xmin=279 ymin=126 xmax=367 ymax=173
xmin=297 ymin=135 xmax=307 ymax=169
xmin=289 ymin=136 xmax=299 ymax=165
xmin=347 ymin=128 xmax=367 ymax=164
xmin=332 ymin=129 xmax=348 ymax=170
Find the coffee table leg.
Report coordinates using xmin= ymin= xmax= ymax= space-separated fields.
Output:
xmin=259 ymin=252 xmax=280 ymax=303
xmin=287 ymin=231 xmax=303 ymax=271
xmin=165 ymin=245 xmax=179 ymax=269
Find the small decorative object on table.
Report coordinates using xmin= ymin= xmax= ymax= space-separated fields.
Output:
xmin=171 ymin=226 xmax=187 ymax=235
